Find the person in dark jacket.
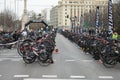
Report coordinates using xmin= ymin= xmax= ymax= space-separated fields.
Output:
xmin=13 ymin=31 xmax=19 ymax=41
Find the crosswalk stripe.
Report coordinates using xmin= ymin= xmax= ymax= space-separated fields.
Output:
xmin=24 ymin=79 xmax=88 ymax=80
xmin=65 ymin=59 xmax=93 ymax=62
xmin=11 ymin=59 xmax=22 ymax=61
xmin=81 ymin=60 xmax=93 ymax=62
xmin=70 ymin=75 xmax=86 ymax=79
xmin=65 ymin=60 xmax=75 ymax=62
xmin=0 ymin=58 xmax=22 ymax=61
xmin=42 ymin=75 xmax=57 ymax=78
xmin=14 ymin=75 xmax=29 ymax=78
xmin=0 ymin=58 xmax=10 ymax=61
xmin=99 ymin=76 xmax=113 ymax=79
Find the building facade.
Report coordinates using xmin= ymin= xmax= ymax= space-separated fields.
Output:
xmin=50 ymin=0 xmax=108 ymax=29
xmin=41 ymin=9 xmax=47 ymax=21
xmin=50 ymin=6 xmax=58 ymax=28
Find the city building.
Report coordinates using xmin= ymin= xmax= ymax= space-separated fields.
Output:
xmin=50 ymin=6 xmax=58 ymax=28
xmin=50 ymin=0 xmax=108 ymax=29
xmin=41 ymin=9 xmax=48 ymax=21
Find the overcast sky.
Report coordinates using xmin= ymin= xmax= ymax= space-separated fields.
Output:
xmin=0 ymin=0 xmax=118 ymax=19
xmin=0 ymin=0 xmax=59 ymax=19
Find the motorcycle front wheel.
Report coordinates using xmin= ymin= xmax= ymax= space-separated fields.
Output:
xmin=38 ymin=52 xmax=50 ymax=66
xmin=23 ymin=56 xmax=36 ymax=64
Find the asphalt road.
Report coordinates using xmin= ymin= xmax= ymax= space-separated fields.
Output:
xmin=0 ymin=33 xmax=120 ymax=80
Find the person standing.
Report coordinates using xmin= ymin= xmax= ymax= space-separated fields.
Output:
xmin=112 ymin=32 xmax=118 ymax=40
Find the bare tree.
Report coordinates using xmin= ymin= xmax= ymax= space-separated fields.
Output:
xmin=113 ymin=1 xmax=120 ymax=33
xmin=0 ymin=9 xmax=17 ymax=31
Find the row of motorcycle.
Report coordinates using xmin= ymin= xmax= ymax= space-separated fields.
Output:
xmin=0 ymin=32 xmax=14 ymax=49
xmin=61 ymin=30 xmax=120 ymax=68
xmin=17 ymin=31 xmax=56 ymax=66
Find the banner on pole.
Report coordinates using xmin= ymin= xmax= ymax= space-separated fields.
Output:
xmin=95 ymin=6 xmax=99 ymax=35
xmin=108 ymin=0 xmax=113 ymax=35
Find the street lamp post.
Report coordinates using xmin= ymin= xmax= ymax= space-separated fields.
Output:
xmin=73 ymin=16 xmax=79 ymax=34
xmin=80 ymin=15 xmax=83 ymax=34
xmin=70 ymin=16 xmax=78 ymax=33
xmin=15 ymin=0 xmax=22 ymax=30
xmin=70 ymin=17 xmax=74 ymax=32
xmin=4 ymin=0 xmax=6 ymax=31
xmin=74 ymin=16 xmax=77 ymax=33
xmin=14 ymin=0 xmax=17 ymax=30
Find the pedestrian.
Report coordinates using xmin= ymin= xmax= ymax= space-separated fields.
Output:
xmin=13 ymin=31 xmax=19 ymax=41
xmin=21 ymin=29 xmax=27 ymax=39
xmin=112 ymin=32 xmax=118 ymax=40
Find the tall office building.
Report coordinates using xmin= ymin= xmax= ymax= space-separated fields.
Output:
xmin=50 ymin=0 xmax=108 ymax=29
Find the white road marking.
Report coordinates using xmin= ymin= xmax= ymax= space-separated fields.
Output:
xmin=0 ymin=54 xmax=15 ymax=56
xmin=0 ymin=75 xmax=2 ymax=77
xmin=53 ymin=59 xmax=56 ymax=62
xmin=0 ymin=58 xmax=22 ymax=61
xmin=65 ymin=60 xmax=75 ymax=62
xmin=0 ymin=54 xmax=20 ymax=57
xmin=65 ymin=59 xmax=93 ymax=62
xmin=70 ymin=75 xmax=86 ymax=79
xmin=42 ymin=75 xmax=57 ymax=78
xmin=14 ymin=75 xmax=29 ymax=78
xmin=11 ymin=58 xmax=22 ymax=61
xmin=0 ymin=58 xmax=11 ymax=61
xmin=12 ymin=56 xmax=21 ymax=58
xmin=81 ymin=60 xmax=93 ymax=62
xmin=24 ymin=79 xmax=42 ymax=80
xmin=24 ymin=79 xmax=88 ymax=80
xmin=99 ymin=76 xmax=114 ymax=79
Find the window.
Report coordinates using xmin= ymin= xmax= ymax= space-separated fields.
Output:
xmin=65 ymin=23 xmax=67 ymax=25
xmin=89 ymin=2 xmax=90 ymax=4
xmin=74 ymin=1 xmax=78 ymax=4
xmin=102 ymin=2 xmax=104 ymax=4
